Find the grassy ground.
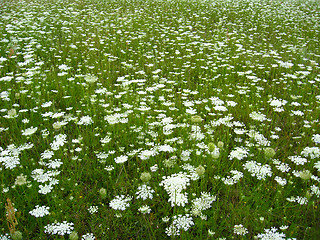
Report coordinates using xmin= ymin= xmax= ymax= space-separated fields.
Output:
xmin=0 ymin=0 xmax=319 ymax=239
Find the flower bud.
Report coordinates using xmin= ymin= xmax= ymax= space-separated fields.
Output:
xmin=7 ymin=109 xmax=17 ymax=118
xmin=264 ymin=147 xmax=276 ymax=159
xmin=208 ymin=143 xmax=216 ymax=152
xmin=53 ymin=122 xmax=62 ymax=130
xmin=191 ymin=115 xmax=202 ymax=123
xmin=300 ymin=170 xmax=311 ymax=180
xmin=11 ymin=231 xmax=23 ymax=240
xmin=140 ymin=172 xmax=151 ymax=183
xmin=99 ymin=188 xmax=107 ymax=199
xmin=69 ymin=231 xmax=79 ymax=240
xmin=196 ymin=165 xmax=205 ymax=176
xmin=217 ymin=141 xmax=224 ymax=149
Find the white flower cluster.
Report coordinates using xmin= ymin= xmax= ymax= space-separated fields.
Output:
xmin=269 ymin=97 xmax=287 ymax=112
xmin=311 ymin=185 xmax=320 ymax=197
xmin=165 ymin=214 xmax=194 ymax=236
xmin=0 ymin=233 xmax=11 ymax=240
xmin=109 ymin=195 xmax=132 ymax=211
xmin=301 ymin=147 xmax=320 ymax=159
xmin=312 ymin=134 xmax=320 ymax=144
xmin=249 ymin=111 xmax=267 ymax=122
xmin=29 ymin=205 xmax=50 ymax=217
xmin=222 ymin=170 xmax=243 ymax=185
xmin=257 ymin=227 xmax=287 ymax=240
xmin=81 ymin=233 xmax=95 ymax=240
xmin=234 ymin=224 xmax=248 ymax=236
xmin=286 ymin=196 xmax=308 ymax=205
xmin=160 ymin=172 xmax=190 ymax=207
xmin=50 ymin=134 xmax=67 ymax=150
xmin=88 ymin=206 xmax=98 ymax=214
xmin=77 ymin=115 xmax=94 ymax=125
xmin=191 ymin=192 xmax=216 ymax=217
xmin=136 ymin=184 xmax=155 ymax=200
xmin=44 ymin=221 xmax=74 ymax=236
xmin=229 ymin=147 xmax=249 ymax=160
xmin=288 ymin=155 xmax=308 ymax=165
xmin=31 ymin=169 xmax=60 ymax=194
xmin=138 ymin=205 xmax=151 ymax=214
xmin=247 ymin=130 xmax=270 ymax=147
xmin=104 ymin=113 xmax=128 ymax=124
xmin=243 ymin=161 xmax=272 ymax=180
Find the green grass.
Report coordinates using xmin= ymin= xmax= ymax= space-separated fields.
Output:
xmin=0 ymin=0 xmax=320 ymax=239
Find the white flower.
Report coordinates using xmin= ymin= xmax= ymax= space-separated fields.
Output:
xmin=84 ymin=74 xmax=98 ymax=83
xmin=114 ymin=155 xmax=128 ymax=164
xmin=229 ymin=147 xmax=249 ymax=160
xmin=234 ymin=224 xmax=248 ymax=235
xmin=136 ymin=184 xmax=154 ymax=200
xmin=44 ymin=221 xmax=74 ymax=235
xmin=312 ymin=134 xmax=320 ymax=144
xmin=249 ymin=111 xmax=267 ymax=122
xmin=29 ymin=205 xmax=50 ymax=217
xmin=138 ymin=205 xmax=151 ymax=214
xmin=82 ymin=233 xmax=95 ymax=240
xmin=109 ymin=195 xmax=132 ymax=211
xmin=301 ymin=147 xmax=320 ymax=159
xmin=50 ymin=134 xmax=67 ymax=150
xmin=88 ymin=206 xmax=98 ymax=214
xmin=257 ymin=227 xmax=286 ymax=240
xmin=21 ymin=126 xmax=37 ymax=136
xmin=77 ymin=115 xmax=94 ymax=125
xmin=288 ymin=155 xmax=307 ymax=165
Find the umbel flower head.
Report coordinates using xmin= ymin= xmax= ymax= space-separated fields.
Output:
xmin=84 ymin=74 xmax=98 ymax=83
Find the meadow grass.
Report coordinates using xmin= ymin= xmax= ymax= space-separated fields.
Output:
xmin=0 ymin=0 xmax=320 ymax=239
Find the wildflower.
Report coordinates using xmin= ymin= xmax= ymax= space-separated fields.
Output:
xmin=165 ymin=214 xmax=194 ymax=236
xmin=14 ymin=174 xmax=28 ymax=186
xmin=288 ymin=155 xmax=307 ymax=165
xmin=77 ymin=116 xmax=94 ymax=125
xmin=312 ymin=134 xmax=320 ymax=144
xmin=81 ymin=233 xmax=95 ymax=240
xmin=21 ymin=126 xmax=37 ymax=136
xmin=109 ymin=195 xmax=131 ymax=211
xmin=29 ymin=205 xmax=50 ymax=217
xmin=136 ymin=184 xmax=154 ymax=200
xmin=44 ymin=221 xmax=74 ymax=236
xmin=257 ymin=227 xmax=286 ymax=239
xmin=88 ymin=206 xmax=98 ymax=214
xmin=249 ymin=111 xmax=267 ymax=122
xmin=50 ymin=134 xmax=67 ymax=150
xmin=84 ymin=74 xmax=98 ymax=83
xmin=114 ymin=155 xmax=128 ymax=164
xmin=301 ymin=147 xmax=320 ymax=159
xmin=234 ymin=224 xmax=248 ymax=235
xmin=229 ymin=147 xmax=249 ymax=160
xmin=138 ymin=205 xmax=151 ymax=214
xmin=208 ymin=143 xmax=216 ymax=152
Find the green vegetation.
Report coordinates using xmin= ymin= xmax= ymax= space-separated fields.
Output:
xmin=0 ymin=0 xmax=319 ymax=239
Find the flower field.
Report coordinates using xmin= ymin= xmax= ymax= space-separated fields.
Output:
xmin=0 ymin=0 xmax=319 ymax=239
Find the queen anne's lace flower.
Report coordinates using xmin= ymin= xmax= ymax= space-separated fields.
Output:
xmin=29 ymin=205 xmax=50 ymax=217
xmin=109 ymin=195 xmax=132 ymax=211
xmin=44 ymin=221 xmax=74 ymax=236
